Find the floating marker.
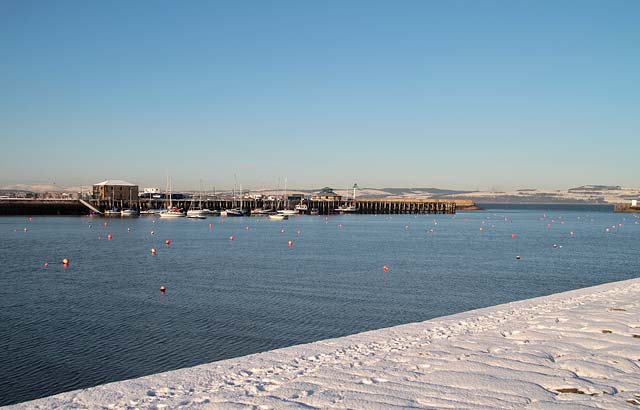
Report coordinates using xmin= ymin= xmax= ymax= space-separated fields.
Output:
xmin=160 ymin=285 xmax=166 ymax=293
xmin=165 ymin=239 xmax=170 ymax=245
xmin=44 ymin=262 xmax=48 ymax=267
xmin=245 ymin=226 xmax=250 ymax=231
xmin=209 ymin=223 xmax=212 ymax=229
xmin=383 ymin=265 xmax=389 ymax=272
xmin=62 ymin=258 xmax=69 ymax=266
xmin=107 ymin=234 xmax=113 ymax=240
xmin=23 ymin=227 xmax=28 ymax=232
xmin=515 ymin=255 xmax=521 ymax=260
xmin=288 ymin=240 xmax=293 ymax=247
xmin=511 ymin=234 xmax=516 ymax=239
xmin=28 ymin=217 xmax=32 ymax=222
xmin=151 ymin=248 xmax=157 ymax=255
xmin=570 ymin=231 xmax=574 ymax=236
xmin=229 ymin=236 xmax=234 ymax=241
xmin=127 ymin=228 xmax=131 ymax=232
xmin=151 ymin=230 xmax=155 ymax=235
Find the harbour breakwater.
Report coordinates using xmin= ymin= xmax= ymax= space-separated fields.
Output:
xmin=615 ymin=203 xmax=640 ymax=213
xmin=0 ymin=198 xmax=479 ymax=215
xmin=0 ymin=199 xmax=86 ymax=216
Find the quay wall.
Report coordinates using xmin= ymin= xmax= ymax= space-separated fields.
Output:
xmin=0 ymin=198 xmax=479 ymax=216
xmin=0 ymin=199 xmax=86 ymax=216
xmin=614 ymin=203 xmax=640 ymax=213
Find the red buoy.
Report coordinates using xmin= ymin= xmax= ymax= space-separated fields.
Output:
xmin=245 ymin=226 xmax=250 ymax=231
xmin=107 ymin=234 xmax=113 ymax=240
xmin=209 ymin=223 xmax=212 ymax=229
xmin=383 ymin=265 xmax=389 ymax=272
xmin=28 ymin=217 xmax=32 ymax=222
xmin=160 ymin=285 xmax=166 ymax=293
xmin=288 ymin=240 xmax=293 ymax=247
xmin=229 ymin=236 xmax=234 ymax=241
xmin=62 ymin=258 xmax=69 ymax=266
xmin=511 ymin=233 xmax=516 ymax=239
xmin=165 ymin=239 xmax=171 ymax=246
xmin=44 ymin=262 xmax=49 ymax=267
xmin=151 ymin=248 xmax=157 ymax=255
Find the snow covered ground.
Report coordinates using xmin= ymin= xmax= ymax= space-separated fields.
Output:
xmin=7 ymin=278 xmax=640 ymax=410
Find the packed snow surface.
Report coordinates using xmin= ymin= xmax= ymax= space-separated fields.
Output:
xmin=7 ymin=278 xmax=640 ymax=410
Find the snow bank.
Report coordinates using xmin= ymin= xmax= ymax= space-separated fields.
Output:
xmin=7 ymin=278 xmax=640 ymax=409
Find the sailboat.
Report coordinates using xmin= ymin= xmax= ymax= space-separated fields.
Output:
xmin=337 ymin=183 xmax=359 ymax=213
xmin=121 ymin=187 xmax=139 ymax=216
xmin=225 ymin=176 xmax=245 ymax=217
xmin=159 ymin=177 xmax=185 ymax=218
xmin=278 ymin=177 xmax=297 ymax=215
xmin=187 ymin=182 xmax=207 ymax=218
xmin=104 ymin=186 xmax=120 ymax=216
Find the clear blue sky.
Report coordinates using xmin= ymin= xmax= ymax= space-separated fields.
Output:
xmin=1 ymin=0 xmax=639 ymax=191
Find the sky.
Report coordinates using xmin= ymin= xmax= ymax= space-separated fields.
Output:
xmin=1 ymin=0 xmax=639 ymax=191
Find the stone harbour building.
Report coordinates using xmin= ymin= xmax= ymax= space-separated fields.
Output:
xmin=93 ymin=180 xmax=139 ymax=201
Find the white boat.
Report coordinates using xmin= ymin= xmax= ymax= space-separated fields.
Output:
xmin=269 ymin=214 xmax=288 ymax=220
xmin=337 ymin=205 xmax=358 ymax=213
xmin=278 ymin=209 xmax=297 ymax=216
xmin=220 ymin=210 xmax=228 ymax=217
xmin=225 ymin=208 xmax=245 ymax=217
xmin=104 ymin=209 xmax=120 ymax=216
xmin=203 ymin=209 xmax=220 ymax=216
xmin=186 ymin=213 xmax=207 ymax=219
xmin=120 ymin=209 xmax=139 ymax=217
xmin=160 ymin=207 xmax=186 ymax=218
xmin=310 ymin=208 xmax=319 ymax=215
xmin=159 ymin=177 xmax=185 ymax=218
xmin=294 ymin=203 xmax=308 ymax=212
xmin=186 ymin=209 xmax=207 ymax=217
xmin=140 ymin=209 xmax=158 ymax=216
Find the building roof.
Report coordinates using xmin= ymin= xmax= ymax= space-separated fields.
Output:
xmin=94 ymin=180 xmax=137 ymax=187
xmin=318 ymin=187 xmax=338 ymax=195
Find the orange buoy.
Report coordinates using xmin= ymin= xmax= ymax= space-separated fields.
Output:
xmin=107 ymin=234 xmax=113 ymax=240
xmin=151 ymin=248 xmax=157 ymax=255
xmin=383 ymin=265 xmax=389 ymax=272
xmin=165 ymin=239 xmax=170 ymax=245
xmin=62 ymin=258 xmax=69 ymax=265
xmin=160 ymin=285 xmax=166 ymax=293
xmin=511 ymin=233 xmax=516 ymax=239
xmin=229 ymin=235 xmax=234 ymax=241
xmin=288 ymin=240 xmax=293 ymax=247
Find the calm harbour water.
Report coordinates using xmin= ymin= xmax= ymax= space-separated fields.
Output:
xmin=0 ymin=205 xmax=638 ymax=405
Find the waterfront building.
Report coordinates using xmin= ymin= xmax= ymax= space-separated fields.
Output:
xmin=93 ymin=180 xmax=138 ymax=201
xmin=311 ymin=187 xmax=343 ymax=201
